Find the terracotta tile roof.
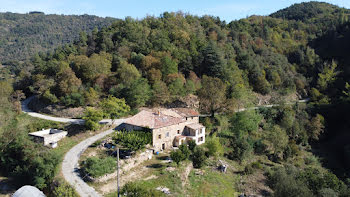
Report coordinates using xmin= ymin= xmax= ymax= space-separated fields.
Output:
xmin=186 ymin=123 xmax=204 ymax=130
xmin=125 ymin=110 xmax=184 ymax=129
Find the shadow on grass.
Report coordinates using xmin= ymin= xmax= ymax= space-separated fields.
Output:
xmin=157 ymin=156 xmax=170 ymax=160
xmin=146 ymin=163 xmax=164 ymax=169
xmin=65 ymin=124 xmax=87 ymax=137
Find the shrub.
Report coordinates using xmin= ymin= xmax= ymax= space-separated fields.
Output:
xmin=205 ymin=136 xmax=223 ymax=157
xmin=81 ymin=156 xmax=116 ymax=178
xmin=179 ymin=144 xmax=191 ymax=159
xmin=192 ymin=147 xmax=207 ymax=168
xmin=254 ymin=140 xmax=268 ymax=155
xmin=304 ymin=155 xmax=319 ymax=165
xmin=170 ymin=150 xmax=184 ymax=166
xmin=121 ymin=182 xmax=162 ymax=197
xmin=188 ymin=140 xmax=197 ymax=152
xmin=318 ymin=188 xmax=338 ymax=197
xmin=82 ymin=107 xmax=103 ymax=131
xmin=251 ymin=161 xmax=263 ymax=169
xmin=91 ymin=139 xmax=103 ymax=147
xmin=61 ymin=92 xmax=85 ymax=107
xmin=113 ymin=131 xmax=152 ymax=151
xmin=99 ymin=96 xmax=130 ymax=119
xmin=244 ymin=161 xmax=262 ymax=175
xmin=52 ymin=181 xmax=78 ymax=197
xmin=228 ymin=137 xmax=252 ymax=162
xmin=267 ymin=166 xmax=314 ymax=197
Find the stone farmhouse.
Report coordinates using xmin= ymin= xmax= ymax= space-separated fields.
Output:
xmin=122 ymin=108 xmax=205 ymax=152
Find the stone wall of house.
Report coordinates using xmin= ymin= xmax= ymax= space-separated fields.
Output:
xmin=152 ymin=116 xmax=200 ymax=151
xmin=122 ymin=116 xmax=201 ymax=152
xmin=93 ymin=149 xmax=153 ymax=183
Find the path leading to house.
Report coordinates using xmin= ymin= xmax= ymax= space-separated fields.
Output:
xmin=21 ymin=96 xmax=85 ymax=124
xmin=21 ymin=97 xmax=116 ymax=125
xmin=62 ymin=119 xmax=125 ymax=197
xmin=181 ymin=162 xmax=193 ymax=188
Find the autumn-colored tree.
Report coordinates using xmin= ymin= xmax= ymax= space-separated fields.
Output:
xmin=30 ymin=74 xmax=55 ymax=95
xmin=116 ymin=60 xmax=141 ymax=86
xmin=151 ymin=80 xmax=170 ymax=106
xmin=147 ymin=68 xmax=162 ymax=84
xmin=84 ymin=88 xmax=99 ymax=106
xmin=307 ymin=114 xmax=325 ymax=141
xmin=57 ymin=67 xmax=82 ymax=95
xmin=198 ymin=75 xmax=227 ymax=117
xmin=140 ymin=55 xmax=160 ymax=73
xmin=70 ymin=52 xmax=112 ymax=82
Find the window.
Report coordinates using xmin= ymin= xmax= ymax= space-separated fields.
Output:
xmin=158 ymin=134 xmax=161 ymax=139
xmin=177 ymin=130 xmax=180 ymax=134
xmin=166 ymin=132 xmax=169 ymax=137
xmin=199 ymin=137 xmax=203 ymax=142
xmin=186 ymin=117 xmax=188 ymax=120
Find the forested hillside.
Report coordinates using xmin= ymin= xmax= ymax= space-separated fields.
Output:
xmin=2 ymin=2 xmax=350 ymax=196
xmin=0 ymin=12 xmax=116 ymax=65
xmin=14 ymin=3 xmax=349 ymax=111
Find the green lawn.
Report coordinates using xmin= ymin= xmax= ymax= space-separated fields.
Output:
xmin=105 ymin=154 xmax=239 ymax=197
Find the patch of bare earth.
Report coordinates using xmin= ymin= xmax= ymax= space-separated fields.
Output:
xmin=28 ymin=97 xmax=84 ymax=118
xmin=240 ymin=170 xmax=272 ymax=197
xmin=98 ymin=166 xmax=151 ymax=194
xmin=143 ymin=174 xmax=158 ymax=181
xmin=181 ymin=162 xmax=193 ymax=188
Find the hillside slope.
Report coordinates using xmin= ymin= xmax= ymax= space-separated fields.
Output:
xmin=0 ymin=12 xmax=116 ymax=64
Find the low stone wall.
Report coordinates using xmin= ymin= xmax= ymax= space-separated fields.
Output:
xmin=94 ymin=149 xmax=153 ymax=183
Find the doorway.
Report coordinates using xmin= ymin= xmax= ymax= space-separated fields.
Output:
xmin=162 ymin=143 xmax=165 ymax=150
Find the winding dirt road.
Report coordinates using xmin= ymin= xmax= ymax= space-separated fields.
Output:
xmin=21 ymin=96 xmax=85 ymax=124
xmin=21 ymin=97 xmax=125 ymax=196
xmin=62 ymin=119 xmax=125 ymax=197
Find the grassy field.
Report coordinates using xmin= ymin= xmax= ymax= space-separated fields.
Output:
xmin=105 ymin=153 xmax=240 ymax=197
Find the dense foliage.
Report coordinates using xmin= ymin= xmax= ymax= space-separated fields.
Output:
xmin=0 ymin=80 xmax=61 ymax=190
xmin=113 ymin=130 xmax=152 ymax=151
xmin=81 ymin=156 xmax=116 ymax=178
xmin=3 ymin=1 xmax=350 ymax=195
xmin=120 ymin=182 xmax=162 ymax=197
xmin=266 ymin=165 xmax=350 ymax=197
xmin=0 ymin=12 xmax=115 ymax=64
xmin=15 ymin=4 xmax=342 ymax=111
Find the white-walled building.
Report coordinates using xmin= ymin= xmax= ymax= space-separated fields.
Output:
xmin=29 ymin=128 xmax=67 ymax=148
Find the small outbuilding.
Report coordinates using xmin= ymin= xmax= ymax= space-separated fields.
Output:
xmin=29 ymin=128 xmax=67 ymax=148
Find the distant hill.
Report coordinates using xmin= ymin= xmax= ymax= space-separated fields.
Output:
xmin=271 ymin=1 xmax=350 ymax=35
xmin=0 ymin=12 xmax=116 ymax=64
